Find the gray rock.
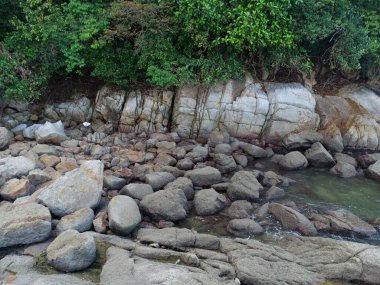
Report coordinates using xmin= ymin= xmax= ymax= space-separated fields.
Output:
xmin=214 ymin=153 xmax=237 ymax=174
xmin=184 ymin=166 xmax=222 ymax=187
xmin=323 ymin=209 xmax=377 ymax=237
xmin=265 ymin=186 xmax=285 ymax=200
xmin=282 ymin=130 xmax=323 ymax=150
xmin=305 ymin=142 xmax=335 ymax=168
xmin=176 ymin=157 xmax=194 ymax=170
xmin=269 ymin=203 xmax=317 ymax=236
xmin=194 ymin=188 xmax=229 ymax=216
xmin=214 ymin=144 xmax=232 ymax=155
xmin=100 ymin=246 xmax=230 ymax=285
xmin=93 ymin=211 xmax=108 ymax=234
xmin=227 ymin=219 xmax=264 ymax=237
xmin=37 ymin=160 xmax=103 ymax=217
xmin=330 ymin=162 xmax=357 ymax=178
xmin=108 ymin=195 xmax=141 ymax=235
xmin=11 ymin=123 xmax=27 ymax=134
xmin=35 ymin=121 xmax=67 ymax=144
xmin=56 ymin=208 xmax=95 ymax=233
xmin=120 ymin=183 xmax=154 ymax=200
xmin=366 ymin=160 xmax=380 ymax=182
xmin=241 ymin=143 xmax=267 ymax=158
xmin=23 ymin=124 xmax=42 ymax=139
xmin=232 ymin=154 xmax=248 ymax=167
xmin=47 ymin=229 xmax=96 ymax=272
xmin=0 ymin=178 xmax=32 ymax=201
xmin=0 ymin=202 xmax=51 ymax=248
xmin=103 ymin=175 xmax=126 ymax=190
xmin=32 ymin=144 xmax=57 ymax=155
xmin=140 ymin=189 xmax=188 ymax=221
xmin=208 ymin=129 xmax=230 ymax=147
xmin=164 ymin=177 xmax=194 ymax=200
xmin=357 ymin=153 xmax=380 ymax=168
xmin=0 ymin=156 xmax=36 ymax=183
xmin=185 ymin=145 xmax=209 ymax=162
xmin=279 ymin=151 xmax=308 ymax=170
xmin=27 ymin=169 xmax=51 ymax=185
xmin=334 ymin=153 xmax=357 ymax=167
xmin=227 ymin=200 xmax=254 ymax=219
xmin=0 ymin=127 xmax=13 ymax=150
xmin=145 ymin=172 xmax=176 ymax=191
xmin=227 ymin=171 xmax=263 ymax=201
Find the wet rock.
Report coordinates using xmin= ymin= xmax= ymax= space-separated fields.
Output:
xmin=145 ymin=172 xmax=176 ymax=191
xmin=194 ymin=188 xmax=229 ymax=216
xmin=108 ymin=195 xmax=141 ymax=236
xmin=323 ymin=209 xmax=377 ymax=237
xmin=0 ymin=127 xmax=13 ymax=150
xmin=140 ymin=189 xmax=188 ymax=221
xmin=330 ymin=162 xmax=357 ymax=178
xmin=265 ymin=186 xmax=285 ymax=200
xmin=282 ymin=130 xmax=323 ymax=150
xmin=227 ymin=219 xmax=263 ymax=238
xmin=366 ymin=160 xmax=380 ymax=182
xmin=227 ymin=171 xmax=262 ymax=201
xmin=269 ymin=203 xmax=317 ymax=236
xmin=0 ymin=156 xmax=36 ymax=182
xmin=164 ymin=177 xmax=194 ymax=200
xmin=37 ymin=160 xmax=103 ymax=217
xmin=0 ymin=202 xmax=51 ymax=248
xmin=47 ymin=229 xmax=96 ymax=272
xmin=305 ymin=142 xmax=335 ymax=168
xmin=241 ymin=143 xmax=267 ymax=158
xmin=262 ymin=171 xmax=292 ymax=187
xmin=120 ymin=183 xmax=154 ymax=200
xmin=0 ymin=178 xmax=32 ymax=201
xmin=214 ymin=153 xmax=237 ymax=174
xmin=35 ymin=121 xmax=67 ymax=144
xmin=254 ymin=203 xmax=269 ymax=219
xmin=103 ymin=175 xmax=126 ymax=190
xmin=227 ymin=200 xmax=254 ymax=219
xmin=357 ymin=153 xmax=380 ymax=168
xmin=185 ymin=166 xmax=222 ymax=187
xmin=56 ymin=208 xmax=95 ymax=233
xmin=279 ymin=151 xmax=308 ymax=170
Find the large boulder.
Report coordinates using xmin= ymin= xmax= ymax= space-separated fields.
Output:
xmin=269 ymin=203 xmax=317 ymax=236
xmin=93 ymin=85 xmax=126 ymax=123
xmin=140 ymin=189 xmax=188 ymax=221
xmin=37 ymin=160 xmax=104 ymax=217
xmin=282 ymin=130 xmax=323 ymax=150
xmin=35 ymin=121 xmax=67 ymax=144
xmin=0 ymin=127 xmax=13 ymax=150
xmin=47 ymin=229 xmax=96 ymax=272
xmin=0 ymin=156 xmax=36 ymax=183
xmin=194 ymin=188 xmax=229 ymax=216
xmin=227 ymin=171 xmax=263 ymax=201
xmin=145 ymin=172 xmax=176 ymax=191
xmin=366 ymin=160 xmax=380 ymax=182
xmin=279 ymin=151 xmax=308 ymax=170
xmin=304 ymin=142 xmax=335 ymax=168
xmin=184 ymin=167 xmax=222 ymax=187
xmin=0 ymin=202 xmax=51 ymax=248
xmin=108 ymin=195 xmax=141 ymax=236
xmin=323 ymin=209 xmax=377 ymax=238
xmin=56 ymin=208 xmax=95 ymax=233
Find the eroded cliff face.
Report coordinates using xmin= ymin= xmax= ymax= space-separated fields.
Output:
xmin=3 ymin=78 xmax=380 ymax=151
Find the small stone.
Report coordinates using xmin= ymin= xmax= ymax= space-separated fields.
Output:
xmin=40 ymin=155 xmax=61 ymax=167
xmin=227 ymin=200 xmax=254 ymax=219
xmin=265 ymin=186 xmax=285 ymax=200
xmin=27 ymin=169 xmax=52 ymax=185
xmin=120 ymin=183 xmax=154 ymax=200
xmin=93 ymin=211 xmax=108 ymax=233
xmin=103 ymin=175 xmax=126 ymax=190
xmin=164 ymin=177 xmax=194 ymax=200
xmin=0 ymin=178 xmax=32 ymax=201
xmin=194 ymin=188 xmax=229 ymax=216
xmin=184 ymin=166 xmax=222 ymax=187
xmin=176 ymin=157 xmax=194 ymax=170
xmin=227 ymin=171 xmax=263 ymax=201
xmin=227 ymin=219 xmax=264 ymax=237
xmin=145 ymin=172 xmax=176 ymax=191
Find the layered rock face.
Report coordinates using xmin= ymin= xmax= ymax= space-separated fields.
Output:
xmin=172 ymin=80 xmax=319 ymax=143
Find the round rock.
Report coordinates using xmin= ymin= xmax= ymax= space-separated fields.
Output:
xmin=194 ymin=188 xmax=228 ymax=216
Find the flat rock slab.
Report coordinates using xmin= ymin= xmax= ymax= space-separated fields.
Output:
xmin=0 ymin=202 xmax=51 ymax=248
xmin=37 ymin=160 xmax=103 ymax=217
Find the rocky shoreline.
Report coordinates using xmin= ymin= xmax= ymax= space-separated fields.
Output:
xmin=0 ymin=118 xmax=379 ymax=284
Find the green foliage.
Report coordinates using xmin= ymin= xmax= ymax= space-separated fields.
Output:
xmin=0 ymin=0 xmax=378 ymax=100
